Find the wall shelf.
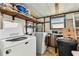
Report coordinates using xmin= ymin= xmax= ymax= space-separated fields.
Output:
xmin=0 ymin=6 xmax=43 ymax=23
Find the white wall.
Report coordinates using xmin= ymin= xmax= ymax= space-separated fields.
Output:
xmin=3 ymin=14 xmax=26 ymax=34
xmin=14 ymin=18 xmax=26 ymax=34
xmin=0 ymin=14 xmax=26 ymax=39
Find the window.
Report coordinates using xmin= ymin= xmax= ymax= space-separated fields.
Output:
xmin=51 ymin=17 xmax=65 ymax=29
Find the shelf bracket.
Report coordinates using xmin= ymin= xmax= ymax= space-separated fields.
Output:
xmin=12 ymin=16 xmax=15 ymax=20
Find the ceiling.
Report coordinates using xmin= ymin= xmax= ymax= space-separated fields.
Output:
xmin=23 ymin=3 xmax=79 ymax=18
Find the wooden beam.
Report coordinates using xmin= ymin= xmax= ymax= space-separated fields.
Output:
xmin=44 ymin=17 xmax=45 ymax=32
xmin=50 ymin=17 xmax=51 ymax=29
xmin=55 ymin=3 xmax=59 ymax=14
xmin=0 ymin=7 xmax=42 ymax=23
xmin=33 ymin=22 xmax=34 ymax=32
xmin=31 ymin=14 xmax=38 ymax=19
xmin=50 ymin=16 xmax=51 ymax=29
xmin=37 ymin=10 xmax=79 ymax=19
xmin=25 ymin=20 xmax=27 ymax=34
xmin=0 ymin=13 xmax=3 ymax=29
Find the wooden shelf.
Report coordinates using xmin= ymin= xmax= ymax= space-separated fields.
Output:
xmin=0 ymin=6 xmax=43 ymax=23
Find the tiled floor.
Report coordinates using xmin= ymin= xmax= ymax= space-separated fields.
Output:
xmin=42 ymin=47 xmax=58 ymax=56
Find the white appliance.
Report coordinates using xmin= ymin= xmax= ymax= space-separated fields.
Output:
xmin=0 ymin=35 xmax=36 ymax=56
xmin=35 ymin=32 xmax=48 ymax=55
xmin=0 ymin=21 xmax=36 ymax=56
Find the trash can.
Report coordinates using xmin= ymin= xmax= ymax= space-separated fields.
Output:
xmin=57 ymin=39 xmax=77 ymax=56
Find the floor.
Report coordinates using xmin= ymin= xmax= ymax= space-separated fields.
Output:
xmin=42 ymin=47 xmax=58 ymax=56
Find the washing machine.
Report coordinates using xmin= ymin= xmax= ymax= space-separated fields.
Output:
xmin=0 ymin=35 xmax=36 ymax=56
xmin=35 ymin=32 xmax=48 ymax=55
xmin=0 ymin=20 xmax=36 ymax=56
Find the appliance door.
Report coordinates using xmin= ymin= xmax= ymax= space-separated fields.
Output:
xmin=41 ymin=33 xmax=47 ymax=54
xmin=3 ymin=39 xmax=36 ymax=56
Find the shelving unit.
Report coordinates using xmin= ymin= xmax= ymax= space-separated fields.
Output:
xmin=0 ymin=6 xmax=43 ymax=23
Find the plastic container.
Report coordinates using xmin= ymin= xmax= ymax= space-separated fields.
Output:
xmin=16 ymin=4 xmax=27 ymax=13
